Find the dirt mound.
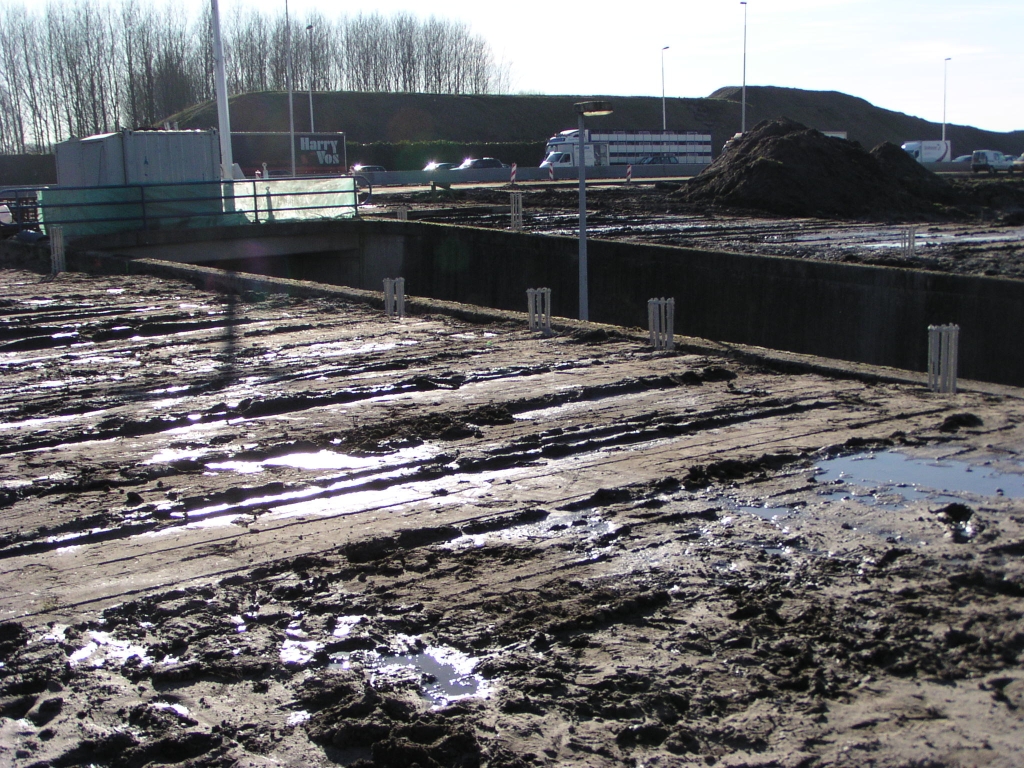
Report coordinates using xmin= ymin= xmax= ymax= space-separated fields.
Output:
xmin=679 ymin=118 xmax=955 ymax=220
xmin=869 ymin=140 xmax=958 ymax=203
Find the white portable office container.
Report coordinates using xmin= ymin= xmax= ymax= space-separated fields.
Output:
xmin=56 ymin=130 xmax=221 ymax=187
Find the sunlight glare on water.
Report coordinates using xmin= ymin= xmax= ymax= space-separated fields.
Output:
xmin=815 ymin=451 xmax=1024 ymax=501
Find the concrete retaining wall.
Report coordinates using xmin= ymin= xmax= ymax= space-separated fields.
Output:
xmin=366 ymin=220 xmax=1024 ymax=387
xmin=13 ymin=217 xmax=1024 ymax=387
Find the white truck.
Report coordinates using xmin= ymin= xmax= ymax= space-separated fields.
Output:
xmin=540 ymin=129 xmax=712 ymax=167
xmin=901 ymin=140 xmax=952 ymax=163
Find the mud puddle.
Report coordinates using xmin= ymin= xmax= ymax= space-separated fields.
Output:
xmin=205 ymin=446 xmax=441 ymax=475
xmin=442 ymin=508 xmax=615 ymax=550
xmin=330 ymin=638 xmax=493 ymax=708
xmin=814 ymin=450 xmax=1024 ymax=503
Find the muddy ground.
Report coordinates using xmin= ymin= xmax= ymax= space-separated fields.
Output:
xmin=371 ymin=175 xmax=1024 ymax=280
xmin=1 ymin=264 xmax=1023 ymax=767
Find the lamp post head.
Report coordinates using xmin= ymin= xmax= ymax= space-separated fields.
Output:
xmin=662 ymin=46 xmax=669 ymax=51
xmin=574 ymin=100 xmax=613 ymax=117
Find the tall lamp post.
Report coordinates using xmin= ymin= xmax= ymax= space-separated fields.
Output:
xmin=307 ymin=24 xmax=315 ymax=132
xmin=661 ymin=46 xmax=669 ymax=131
xmin=286 ymin=0 xmax=295 ymax=176
xmin=575 ymin=100 xmax=613 ymax=322
xmin=210 ymin=0 xmax=233 ymax=179
xmin=942 ymin=57 xmax=951 ymax=143
xmin=740 ymin=1 xmax=748 ymax=134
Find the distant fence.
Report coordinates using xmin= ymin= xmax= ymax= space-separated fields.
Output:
xmin=359 ymin=163 xmax=708 ymax=187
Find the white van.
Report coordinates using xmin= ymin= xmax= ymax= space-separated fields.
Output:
xmin=971 ymin=150 xmax=1015 ymax=174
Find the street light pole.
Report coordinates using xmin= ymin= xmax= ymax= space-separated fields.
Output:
xmin=574 ymin=100 xmax=613 ymax=322
xmin=307 ymin=24 xmax=315 ymax=132
xmin=942 ymin=57 xmax=951 ymax=143
xmin=661 ymin=46 xmax=669 ymax=131
xmin=210 ymin=0 xmax=233 ymax=180
xmin=740 ymin=1 xmax=748 ymax=134
xmin=286 ymin=0 xmax=295 ymax=176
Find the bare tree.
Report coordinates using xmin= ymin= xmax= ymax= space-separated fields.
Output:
xmin=0 ymin=0 xmax=514 ymax=153
xmin=0 ymin=6 xmax=28 ymax=152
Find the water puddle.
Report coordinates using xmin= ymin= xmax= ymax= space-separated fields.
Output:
xmin=814 ymin=451 xmax=1024 ymax=504
xmin=513 ymin=401 xmax=592 ymax=421
xmin=141 ymin=445 xmax=453 ymax=527
xmin=206 ymin=445 xmax=439 ymax=475
xmin=860 ymin=229 xmax=1022 ymax=250
xmin=280 ymin=639 xmax=321 ymax=666
xmin=303 ymin=339 xmax=419 ymax=359
xmin=736 ymin=504 xmax=795 ymax=521
xmin=442 ymin=510 xmax=614 ymax=550
xmin=449 ymin=332 xmax=498 ymax=340
xmin=331 ymin=639 xmax=492 ymax=707
xmin=46 ymin=526 xmax=115 ymax=545
xmin=134 ymin=450 xmax=602 ymax=538
xmin=146 ymin=447 xmax=215 ymax=464
xmin=68 ymin=630 xmax=152 ymax=668
xmin=0 ymin=409 xmax=113 ymax=432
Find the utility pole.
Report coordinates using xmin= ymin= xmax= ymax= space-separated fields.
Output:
xmin=307 ymin=24 xmax=315 ymax=132
xmin=210 ymin=0 xmax=233 ymax=179
xmin=661 ymin=46 xmax=669 ymax=131
xmin=286 ymin=0 xmax=295 ymax=176
xmin=741 ymin=1 xmax=748 ymax=134
xmin=942 ymin=57 xmax=951 ymax=142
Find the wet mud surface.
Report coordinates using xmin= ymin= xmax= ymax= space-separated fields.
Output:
xmin=2 ymin=268 xmax=1024 ymax=767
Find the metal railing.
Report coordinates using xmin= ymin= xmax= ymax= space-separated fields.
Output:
xmin=3 ymin=175 xmax=362 ymax=240
xmin=0 ymin=188 xmax=40 ymax=231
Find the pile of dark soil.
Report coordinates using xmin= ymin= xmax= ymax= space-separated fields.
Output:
xmin=678 ymin=118 xmax=959 ymax=220
xmin=953 ymin=176 xmax=1024 ymax=225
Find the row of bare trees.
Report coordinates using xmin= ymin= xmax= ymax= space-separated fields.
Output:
xmin=0 ymin=1 xmax=512 ymax=154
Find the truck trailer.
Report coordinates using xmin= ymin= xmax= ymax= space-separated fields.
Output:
xmin=901 ymin=140 xmax=952 ymax=163
xmin=540 ymin=129 xmax=712 ymax=167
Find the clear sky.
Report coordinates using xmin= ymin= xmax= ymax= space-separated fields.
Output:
xmin=198 ymin=0 xmax=1023 ymax=135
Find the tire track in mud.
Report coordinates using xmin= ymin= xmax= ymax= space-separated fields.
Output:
xmin=0 ymin=370 xmax=826 ymax=532
xmin=0 ymin=396 xmax=795 ymax=558
xmin=0 ymin=385 xmax=942 ymax=593
xmin=0 ymin=341 xmax=701 ymax=456
xmin=0 ymin=281 xmax=1003 ymax=580
xmin=0 ymin=343 xmax=945 ymax=567
xmin=0 ymin=358 xmax=590 ymax=456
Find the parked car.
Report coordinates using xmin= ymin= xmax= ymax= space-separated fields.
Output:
xmin=1014 ymin=156 xmax=1024 ymax=173
xmin=971 ymin=150 xmax=1014 ymax=174
xmin=636 ymin=155 xmax=680 ymax=165
xmin=423 ymin=161 xmax=456 ymax=172
xmin=455 ymin=157 xmax=507 ymax=170
xmin=952 ymin=154 xmax=972 ymax=163
xmin=351 ymin=164 xmax=386 ymax=173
